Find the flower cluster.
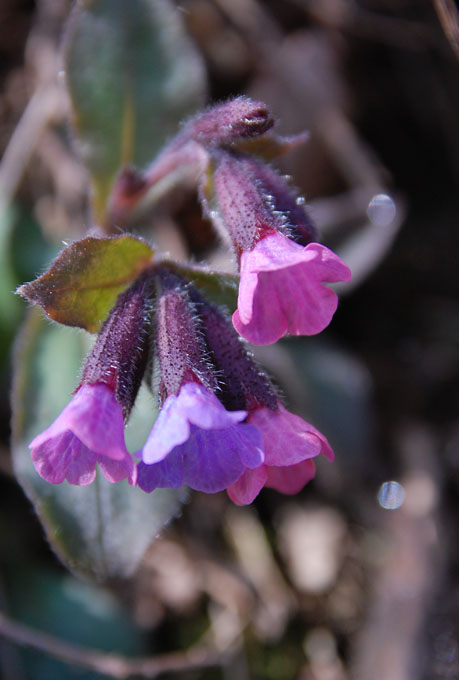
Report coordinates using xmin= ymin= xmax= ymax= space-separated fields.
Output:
xmin=27 ymin=97 xmax=350 ymax=504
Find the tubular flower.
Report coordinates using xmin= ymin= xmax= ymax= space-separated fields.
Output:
xmin=137 ymin=382 xmax=263 ymax=493
xmin=136 ymin=271 xmax=264 ymax=494
xmin=211 ymin=151 xmax=351 ymax=344
xmin=192 ymin=290 xmax=334 ymax=504
xmin=30 ymin=384 xmax=135 ymax=486
xmin=233 ymin=232 xmax=351 ymax=345
xmin=21 ymin=97 xmax=350 ymax=508
xmin=29 ymin=272 xmax=153 ymax=486
xmin=227 ymin=404 xmax=333 ymax=505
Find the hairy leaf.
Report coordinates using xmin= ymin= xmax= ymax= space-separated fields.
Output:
xmin=17 ymin=235 xmax=154 ymax=333
xmin=12 ymin=309 xmax=187 ymax=581
xmin=63 ymin=0 xmax=206 ymax=223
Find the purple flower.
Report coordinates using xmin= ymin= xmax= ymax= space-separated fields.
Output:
xmin=143 ymin=275 xmax=334 ymax=504
xmin=30 ymin=384 xmax=136 ymax=486
xmin=232 ymin=232 xmax=351 ymax=345
xmin=227 ymin=404 xmax=333 ymax=505
xmin=137 ymin=382 xmax=264 ymax=494
xmin=29 ymin=272 xmax=153 ymax=487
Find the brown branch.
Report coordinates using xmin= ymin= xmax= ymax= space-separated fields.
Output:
xmin=0 ymin=610 xmax=236 ymax=679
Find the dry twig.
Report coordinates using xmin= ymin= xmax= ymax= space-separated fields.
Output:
xmin=0 ymin=609 xmax=238 ymax=679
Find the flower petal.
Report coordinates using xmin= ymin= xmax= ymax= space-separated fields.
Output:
xmin=99 ymin=453 xmax=137 ymax=485
xmin=140 ymin=393 xmax=191 ymax=464
xmin=233 ymin=233 xmax=351 ymax=345
xmin=31 ymin=431 xmax=97 ymax=486
xmin=137 ymin=451 xmax=184 ymax=492
xmin=179 ymin=382 xmax=248 ymax=428
xmin=249 ymin=404 xmax=333 ymax=466
xmin=181 ymin=423 xmax=263 ymax=493
xmin=30 ymin=384 xmax=128 ymax=461
xmin=265 ymin=459 xmax=316 ymax=494
xmin=227 ymin=466 xmax=268 ymax=505
xmin=139 ymin=382 xmax=248 ymax=465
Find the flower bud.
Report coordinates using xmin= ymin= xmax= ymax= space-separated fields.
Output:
xmin=182 ymin=96 xmax=274 ymax=147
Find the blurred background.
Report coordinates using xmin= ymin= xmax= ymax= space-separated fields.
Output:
xmin=0 ymin=0 xmax=459 ymax=678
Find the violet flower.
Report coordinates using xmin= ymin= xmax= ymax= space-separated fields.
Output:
xmin=137 ymin=382 xmax=263 ymax=493
xmin=136 ymin=271 xmax=264 ymax=494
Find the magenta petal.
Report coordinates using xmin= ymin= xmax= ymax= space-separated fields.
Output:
xmin=62 ymin=384 xmax=128 ymax=460
xmin=227 ymin=466 xmax=268 ymax=505
xmin=31 ymin=431 xmax=97 ymax=486
xmin=234 ymin=233 xmax=351 ymax=345
xmin=265 ymin=459 xmax=316 ymax=494
xmin=29 ymin=383 xmax=134 ymax=486
xmin=99 ymin=453 xmax=137 ymax=486
xmin=139 ymin=382 xmax=248 ymax=465
xmin=248 ymin=404 xmax=333 ymax=466
xmin=30 ymin=384 xmax=128 ymax=461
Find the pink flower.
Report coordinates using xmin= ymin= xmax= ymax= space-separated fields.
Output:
xmin=210 ymin=150 xmax=351 ymax=345
xmin=137 ymin=382 xmax=264 ymax=494
xmin=30 ymin=384 xmax=136 ymax=486
xmin=227 ymin=404 xmax=333 ymax=505
xmin=233 ymin=232 xmax=351 ymax=345
xmin=232 ymin=232 xmax=351 ymax=345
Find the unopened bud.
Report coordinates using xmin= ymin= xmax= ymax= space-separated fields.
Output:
xmin=183 ymin=96 xmax=274 ymax=147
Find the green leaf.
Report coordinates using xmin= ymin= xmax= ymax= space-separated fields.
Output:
xmin=168 ymin=261 xmax=239 ymax=311
xmin=17 ymin=235 xmax=154 ymax=333
xmin=11 ymin=309 xmax=188 ymax=581
xmin=63 ymin=0 xmax=206 ymax=223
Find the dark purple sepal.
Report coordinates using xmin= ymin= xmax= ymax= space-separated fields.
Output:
xmin=241 ymin=156 xmax=317 ymax=245
xmin=80 ymin=270 xmax=153 ymax=419
xmin=212 ymin=150 xmax=282 ymax=253
xmin=189 ymin=287 xmax=278 ymax=412
xmin=211 ymin=148 xmax=317 ymax=257
xmin=155 ymin=268 xmax=216 ymax=398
